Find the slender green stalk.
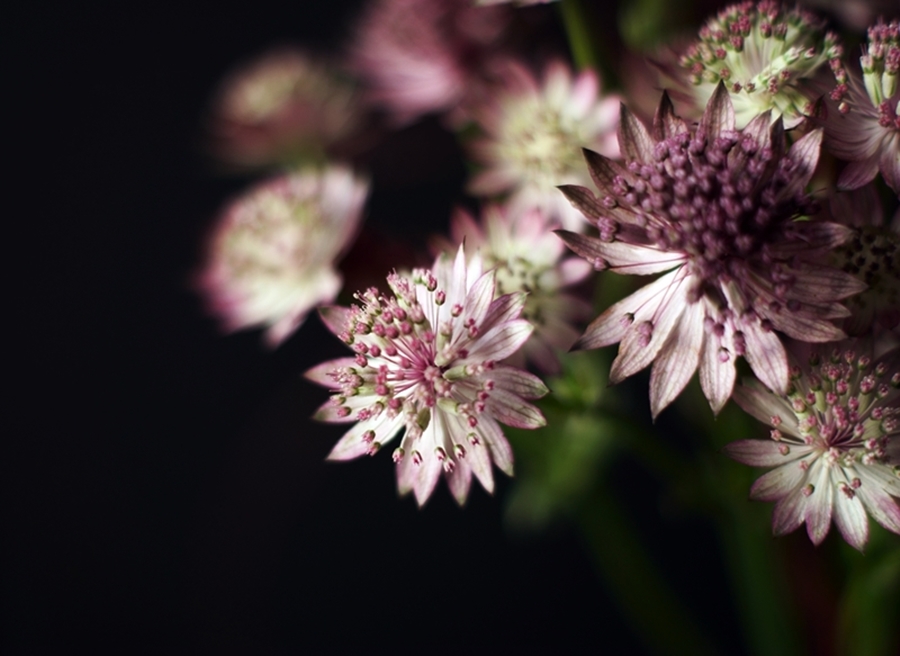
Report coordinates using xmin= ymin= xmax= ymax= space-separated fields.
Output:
xmin=684 ymin=389 xmax=803 ymax=656
xmin=577 ymin=486 xmax=721 ymax=656
xmin=558 ymin=0 xmax=599 ymax=72
xmin=837 ymin=533 xmax=900 ymax=656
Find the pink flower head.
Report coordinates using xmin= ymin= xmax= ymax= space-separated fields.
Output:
xmin=724 ymin=344 xmax=900 ymax=551
xmin=305 ymin=245 xmax=548 ymax=506
xmin=466 ymin=60 xmax=621 ymax=231
xmin=558 ymin=84 xmax=866 ymax=418
xmin=665 ymin=1 xmax=844 ymax=129
xmin=208 ymin=49 xmax=360 ymax=169
xmin=817 ymin=19 xmax=900 ymax=193
xmin=350 ymin=0 xmax=509 ymax=126
xmin=197 ymin=166 xmax=369 ymax=346
xmin=437 ymin=204 xmax=593 ymax=372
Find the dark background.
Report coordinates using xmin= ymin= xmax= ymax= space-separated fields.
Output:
xmin=6 ymin=1 xmax=744 ymax=653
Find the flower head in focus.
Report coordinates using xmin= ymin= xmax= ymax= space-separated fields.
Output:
xmin=466 ymin=60 xmax=621 ymax=231
xmin=208 ymin=49 xmax=360 ymax=169
xmin=197 ymin=166 xmax=369 ymax=346
xmin=666 ymin=1 xmax=844 ymax=129
xmin=557 ymin=84 xmax=865 ymax=417
xmin=724 ymin=345 xmax=900 ymax=550
xmin=350 ymin=0 xmax=509 ymax=126
xmin=437 ymin=204 xmax=593 ymax=372
xmin=826 ymin=185 xmax=900 ymax=336
xmin=816 ymin=19 xmax=900 ymax=193
xmin=306 ymin=246 xmax=548 ymax=506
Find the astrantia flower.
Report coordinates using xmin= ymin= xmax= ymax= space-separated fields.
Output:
xmin=558 ymin=84 xmax=866 ymax=417
xmin=817 ymin=19 xmax=900 ymax=193
xmin=669 ymin=1 xmax=844 ymax=128
xmin=724 ymin=345 xmax=900 ymax=550
xmin=350 ymin=0 xmax=509 ymax=126
xmin=209 ymin=49 xmax=359 ymax=169
xmin=475 ymin=0 xmax=555 ymax=5
xmin=305 ymin=246 xmax=548 ymax=506
xmin=826 ymin=185 xmax=900 ymax=335
xmin=438 ymin=205 xmax=593 ymax=372
xmin=197 ymin=167 xmax=368 ymax=346
xmin=466 ymin=60 xmax=620 ymax=231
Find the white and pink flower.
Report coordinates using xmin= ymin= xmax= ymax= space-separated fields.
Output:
xmin=466 ymin=60 xmax=620 ymax=231
xmin=558 ymin=84 xmax=865 ymax=417
xmin=724 ymin=344 xmax=900 ymax=551
xmin=659 ymin=1 xmax=844 ymax=129
xmin=197 ymin=166 xmax=368 ymax=346
xmin=350 ymin=0 xmax=509 ymax=126
xmin=818 ymin=19 xmax=900 ymax=194
xmin=208 ymin=49 xmax=360 ymax=169
xmin=306 ymin=246 xmax=547 ymax=506
xmin=438 ymin=204 xmax=593 ymax=372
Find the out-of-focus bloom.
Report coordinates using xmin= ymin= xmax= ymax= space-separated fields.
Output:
xmin=557 ymin=84 xmax=865 ymax=417
xmin=466 ymin=60 xmax=620 ymax=231
xmin=662 ymin=1 xmax=844 ymax=129
xmin=208 ymin=49 xmax=360 ymax=169
xmin=816 ymin=19 xmax=900 ymax=193
xmin=305 ymin=246 xmax=548 ymax=506
xmin=475 ymin=0 xmax=555 ymax=5
xmin=827 ymin=186 xmax=900 ymax=335
xmin=350 ymin=0 xmax=509 ymax=126
xmin=724 ymin=345 xmax=900 ymax=551
xmin=804 ymin=0 xmax=898 ymax=32
xmin=197 ymin=167 xmax=368 ymax=346
xmin=436 ymin=205 xmax=593 ymax=372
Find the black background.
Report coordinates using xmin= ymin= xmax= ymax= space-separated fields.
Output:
xmin=6 ymin=1 xmax=742 ymax=653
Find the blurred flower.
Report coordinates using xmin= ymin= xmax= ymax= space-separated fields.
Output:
xmin=661 ymin=1 xmax=844 ymax=128
xmin=208 ymin=49 xmax=360 ymax=169
xmin=197 ymin=166 xmax=368 ymax=346
xmin=350 ymin=0 xmax=509 ymax=126
xmin=305 ymin=246 xmax=547 ymax=506
xmin=466 ymin=60 xmax=620 ymax=231
xmin=826 ymin=185 xmax=900 ymax=335
xmin=437 ymin=204 xmax=593 ymax=372
xmin=557 ymin=84 xmax=865 ymax=417
xmin=724 ymin=344 xmax=900 ymax=551
xmin=816 ymin=19 xmax=900 ymax=193
xmin=475 ymin=0 xmax=556 ymax=5
xmin=803 ymin=0 xmax=898 ymax=32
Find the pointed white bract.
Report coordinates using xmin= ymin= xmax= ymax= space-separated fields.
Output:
xmin=724 ymin=345 xmax=900 ymax=551
xmin=465 ymin=60 xmax=621 ymax=231
xmin=436 ymin=204 xmax=593 ymax=373
xmin=306 ymin=246 xmax=548 ymax=506
xmin=559 ymin=85 xmax=865 ymax=417
xmin=197 ymin=167 xmax=368 ymax=346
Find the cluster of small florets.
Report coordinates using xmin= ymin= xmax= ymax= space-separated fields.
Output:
xmin=725 ymin=347 xmax=900 ymax=550
xmin=678 ymin=0 xmax=844 ymax=127
xmin=608 ymin=114 xmax=818 ymax=289
xmin=860 ymin=18 xmax=900 ymax=128
xmin=326 ymin=272 xmax=492 ymax=437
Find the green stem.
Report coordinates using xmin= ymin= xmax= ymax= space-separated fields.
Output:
xmin=577 ymin=486 xmax=721 ymax=656
xmin=682 ymin=388 xmax=803 ymax=656
xmin=558 ymin=0 xmax=599 ymax=72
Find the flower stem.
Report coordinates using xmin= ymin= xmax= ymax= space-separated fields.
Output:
xmin=558 ymin=0 xmax=599 ymax=72
xmin=577 ymin=486 xmax=721 ymax=656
